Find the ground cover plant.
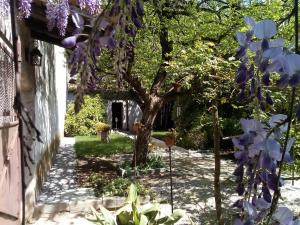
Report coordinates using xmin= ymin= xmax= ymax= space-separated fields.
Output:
xmin=120 ymin=155 xmax=166 ymax=177
xmin=84 ymin=173 xmax=151 ymax=197
xmin=75 ymin=133 xmax=133 ymax=157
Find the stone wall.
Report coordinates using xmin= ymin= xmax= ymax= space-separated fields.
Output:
xmin=17 ymin=21 xmax=67 ymax=221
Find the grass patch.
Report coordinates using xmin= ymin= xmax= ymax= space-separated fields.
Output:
xmin=75 ymin=133 xmax=133 ymax=157
xmin=151 ymin=130 xmax=168 ymax=140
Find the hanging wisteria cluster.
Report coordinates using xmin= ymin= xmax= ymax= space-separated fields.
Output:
xmin=0 ymin=0 xmax=9 ymax=16
xmin=233 ymin=17 xmax=300 ymax=225
xmin=235 ymin=17 xmax=300 ymax=110
xmin=62 ymin=0 xmax=144 ymax=111
xmin=17 ymin=0 xmax=144 ymax=111
xmin=46 ymin=0 xmax=70 ymax=36
xmin=18 ymin=0 xmax=104 ymax=36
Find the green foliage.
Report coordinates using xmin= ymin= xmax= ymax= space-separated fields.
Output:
xmin=85 ymin=174 xmax=150 ymax=197
xmin=64 ymin=95 xmax=106 ymax=136
xmin=151 ymin=131 xmax=169 ymax=141
xmin=283 ymin=123 xmax=300 ymax=175
xmin=91 ymin=184 xmax=188 ymax=225
xmin=74 ymin=133 xmax=133 ymax=157
xmin=121 ymin=155 xmax=165 ymax=172
xmin=95 ymin=122 xmax=111 ymax=132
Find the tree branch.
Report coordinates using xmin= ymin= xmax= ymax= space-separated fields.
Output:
xmin=123 ymin=48 xmax=149 ymax=104
xmin=150 ymin=0 xmax=173 ymax=95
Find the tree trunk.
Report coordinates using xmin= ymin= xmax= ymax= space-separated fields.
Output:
xmin=210 ymin=105 xmax=224 ymax=225
xmin=133 ymin=97 xmax=162 ymax=165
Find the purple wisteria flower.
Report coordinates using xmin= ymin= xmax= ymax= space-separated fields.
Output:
xmin=0 ymin=0 xmax=9 ymax=16
xmin=18 ymin=0 xmax=32 ymax=18
xmin=235 ymin=17 xmax=300 ymax=110
xmin=78 ymin=0 xmax=102 ymax=15
xmin=46 ymin=0 xmax=70 ymax=36
xmin=232 ymin=114 xmax=296 ymax=224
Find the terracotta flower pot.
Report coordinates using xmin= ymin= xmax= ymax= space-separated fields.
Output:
xmin=164 ymin=135 xmax=175 ymax=147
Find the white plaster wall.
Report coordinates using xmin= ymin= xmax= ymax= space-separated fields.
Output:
xmin=107 ymin=100 xmax=142 ymax=130
xmin=17 ymin=21 xmax=67 ymax=220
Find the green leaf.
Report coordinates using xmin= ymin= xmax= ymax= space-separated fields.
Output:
xmin=128 ymin=183 xmax=138 ymax=202
xmin=141 ymin=203 xmax=160 ymax=223
xmin=140 ymin=214 xmax=149 ymax=225
xmin=90 ymin=207 xmax=105 ymax=225
xmin=155 ymin=209 xmax=184 ymax=225
xmin=99 ymin=206 xmax=117 ymax=225
xmin=116 ymin=210 xmax=133 ymax=225
xmin=132 ymin=202 xmax=140 ymax=225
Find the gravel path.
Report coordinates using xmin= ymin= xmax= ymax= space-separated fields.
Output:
xmin=140 ymin=137 xmax=300 ymax=224
xmin=32 ymin=135 xmax=300 ymax=225
xmin=38 ymin=138 xmax=95 ymax=205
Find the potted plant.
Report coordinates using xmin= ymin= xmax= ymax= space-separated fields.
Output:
xmin=95 ymin=122 xmax=111 ymax=143
xmin=164 ymin=129 xmax=176 ymax=147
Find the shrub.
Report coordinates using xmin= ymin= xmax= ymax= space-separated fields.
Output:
xmin=95 ymin=122 xmax=111 ymax=133
xmin=64 ymin=95 xmax=106 ymax=136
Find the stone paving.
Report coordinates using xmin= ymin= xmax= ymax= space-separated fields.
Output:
xmin=37 ymin=138 xmax=95 ymax=205
xmin=30 ymin=135 xmax=300 ymax=225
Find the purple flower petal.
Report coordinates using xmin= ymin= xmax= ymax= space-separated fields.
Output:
xmin=262 ymin=73 xmax=270 ymax=86
xmin=244 ymin=16 xmax=256 ymax=28
xmin=236 ymin=47 xmax=247 ymax=60
xmin=236 ymin=183 xmax=245 ymax=196
xmin=249 ymin=41 xmax=262 ymax=52
xmin=136 ymin=0 xmax=144 ymax=16
xmin=273 ymin=207 xmax=293 ymax=225
xmin=261 ymin=39 xmax=269 ymax=50
xmin=255 ymin=198 xmax=271 ymax=209
xmin=236 ymin=64 xmax=247 ymax=84
xmin=276 ymin=74 xmax=289 ymax=88
xmin=236 ymin=32 xmax=248 ymax=46
xmin=266 ymin=92 xmax=273 ymax=105
xmin=289 ymin=73 xmax=300 ymax=87
xmin=72 ymin=12 xmax=84 ymax=29
xmin=62 ymin=36 xmax=77 ymax=48
xmin=263 ymin=47 xmax=283 ymax=60
xmin=253 ymin=20 xmax=277 ymax=39
xmin=243 ymin=201 xmax=257 ymax=218
xmin=262 ymin=185 xmax=272 ymax=203
xmin=233 ymin=218 xmax=244 ymax=225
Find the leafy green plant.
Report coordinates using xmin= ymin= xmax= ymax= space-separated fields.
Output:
xmin=91 ymin=184 xmax=189 ymax=225
xmin=120 ymin=155 xmax=165 ymax=174
xmin=64 ymin=95 xmax=106 ymax=136
xmin=85 ymin=174 xmax=150 ymax=197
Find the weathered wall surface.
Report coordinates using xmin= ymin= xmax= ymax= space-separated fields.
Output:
xmin=107 ymin=100 xmax=142 ymax=130
xmin=17 ymin=21 xmax=67 ymax=221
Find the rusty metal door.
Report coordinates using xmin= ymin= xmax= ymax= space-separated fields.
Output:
xmin=0 ymin=3 xmax=22 ymax=225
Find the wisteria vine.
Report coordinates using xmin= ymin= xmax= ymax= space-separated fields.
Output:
xmin=233 ymin=17 xmax=300 ymax=225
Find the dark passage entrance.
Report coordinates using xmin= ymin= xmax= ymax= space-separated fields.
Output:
xmin=112 ymin=102 xmax=123 ymax=130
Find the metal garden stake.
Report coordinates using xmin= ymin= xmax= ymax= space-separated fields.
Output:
xmin=164 ymin=133 xmax=175 ymax=213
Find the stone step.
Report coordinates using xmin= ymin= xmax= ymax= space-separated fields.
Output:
xmin=33 ymin=194 xmax=150 ymax=221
